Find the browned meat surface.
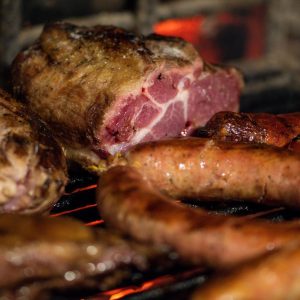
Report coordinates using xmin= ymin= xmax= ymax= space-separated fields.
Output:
xmin=98 ymin=165 xmax=300 ymax=268
xmin=288 ymin=137 xmax=300 ymax=153
xmin=110 ymin=138 xmax=300 ymax=207
xmin=0 ymin=214 xmax=171 ymax=296
xmin=12 ymin=22 xmax=242 ymax=170
xmin=0 ymin=89 xmax=67 ymax=213
xmin=192 ymin=244 xmax=300 ymax=300
xmin=203 ymin=111 xmax=300 ymax=147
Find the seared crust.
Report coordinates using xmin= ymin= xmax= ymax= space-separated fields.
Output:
xmin=204 ymin=111 xmax=300 ymax=147
xmin=0 ymin=89 xmax=67 ymax=213
xmin=98 ymin=165 xmax=300 ymax=268
xmin=12 ymin=22 xmax=199 ymax=154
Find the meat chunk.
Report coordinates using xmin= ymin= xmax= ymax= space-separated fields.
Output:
xmin=109 ymin=138 xmax=300 ymax=208
xmin=0 ymin=214 xmax=172 ymax=295
xmin=202 ymin=111 xmax=300 ymax=147
xmin=98 ymin=165 xmax=300 ymax=268
xmin=12 ymin=22 xmax=242 ymax=169
xmin=0 ymin=89 xmax=67 ymax=213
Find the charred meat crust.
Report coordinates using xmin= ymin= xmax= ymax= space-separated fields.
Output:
xmin=204 ymin=111 xmax=300 ymax=147
xmin=0 ymin=89 xmax=67 ymax=213
xmin=111 ymin=137 xmax=300 ymax=207
xmin=98 ymin=165 xmax=300 ymax=268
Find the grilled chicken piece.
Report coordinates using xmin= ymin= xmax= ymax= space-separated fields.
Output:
xmin=202 ymin=111 xmax=300 ymax=147
xmin=108 ymin=138 xmax=300 ymax=208
xmin=0 ymin=89 xmax=67 ymax=213
xmin=0 ymin=214 xmax=172 ymax=296
xmin=98 ymin=165 xmax=300 ymax=268
xmin=192 ymin=244 xmax=300 ymax=300
xmin=12 ymin=22 xmax=242 ymax=170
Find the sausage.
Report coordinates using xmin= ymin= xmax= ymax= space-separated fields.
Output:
xmin=111 ymin=138 xmax=300 ymax=208
xmin=203 ymin=111 xmax=300 ymax=147
xmin=97 ymin=165 xmax=300 ymax=268
xmin=191 ymin=243 xmax=300 ymax=300
xmin=0 ymin=214 xmax=171 ymax=293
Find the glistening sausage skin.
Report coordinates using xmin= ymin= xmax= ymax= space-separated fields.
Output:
xmin=112 ymin=138 xmax=300 ymax=208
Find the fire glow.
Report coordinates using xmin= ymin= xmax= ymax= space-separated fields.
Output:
xmin=154 ymin=4 xmax=266 ymax=63
xmin=50 ymin=203 xmax=98 ymax=217
xmin=94 ymin=267 xmax=205 ymax=300
xmin=64 ymin=184 xmax=97 ymax=195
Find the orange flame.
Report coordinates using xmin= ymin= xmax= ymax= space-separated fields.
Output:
xmin=50 ymin=204 xmax=98 ymax=217
xmin=64 ymin=184 xmax=97 ymax=195
xmin=96 ymin=267 xmax=204 ymax=300
xmin=85 ymin=219 xmax=105 ymax=226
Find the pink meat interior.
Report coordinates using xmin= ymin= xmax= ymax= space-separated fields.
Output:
xmin=99 ymin=62 xmax=240 ymax=155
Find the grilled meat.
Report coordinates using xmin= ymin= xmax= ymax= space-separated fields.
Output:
xmin=287 ymin=137 xmax=300 ymax=153
xmin=12 ymin=22 xmax=242 ymax=169
xmin=97 ymin=165 xmax=300 ymax=268
xmin=192 ymin=244 xmax=300 ymax=300
xmin=109 ymin=138 xmax=300 ymax=207
xmin=0 ymin=214 xmax=172 ymax=295
xmin=202 ymin=111 xmax=300 ymax=147
xmin=0 ymin=89 xmax=67 ymax=213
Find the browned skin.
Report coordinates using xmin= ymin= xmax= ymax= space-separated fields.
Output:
xmin=11 ymin=22 xmax=199 ymax=162
xmin=98 ymin=166 xmax=300 ymax=268
xmin=288 ymin=137 xmax=300 ymax=153
xmin=203 ymin=111 xmax=300 ymax=147
xmin=0 ymin=214 xmax=170 ymax=293
xmin=0 ymin=89 xmax=67 ymax=213
xmin=111 ymin=138 xmax=300 ymax=208
xmin=192 ymin=244 xmax=300 ymax=300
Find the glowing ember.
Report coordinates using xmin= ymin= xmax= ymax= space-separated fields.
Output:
xmin=50 ymin=204 xmax=98 ymax=217
xmin=243 ymin=207 xmax=286 ymax=220
xmin=64 ymin=184 xmax=97 ymax=195
xmin=85 ymin=219 xmax=105 ymax=226
xmin=92 ymin=267 xmax=205 ymax=300
xmin=154 ymin=16 xmax=205 ymax=46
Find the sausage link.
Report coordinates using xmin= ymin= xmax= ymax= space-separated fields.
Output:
xmin=98 ymin=166 xmax=300 ymax=268
xmin=114 ymin=138 xmax=300 ymax=207
xmin=192 ymin=244 xmax=300 ymax=300
xmin=203 ymin=111 xmax=300 ymax=147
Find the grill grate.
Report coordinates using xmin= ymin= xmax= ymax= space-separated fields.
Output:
xmin=49 ymin=163 xmax=300 ymax=300
xmin=48 ymin=83 xmax=300 ymax=299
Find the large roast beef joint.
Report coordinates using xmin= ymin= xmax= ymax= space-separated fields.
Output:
xmin=0 ymin=0 xmax=299 ymax=299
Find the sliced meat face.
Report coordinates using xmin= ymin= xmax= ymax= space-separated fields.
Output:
xmin=12 ymin=22 xmax=242 ymax=169
xmin=0 ymin=89 xmax=67 ymax=214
